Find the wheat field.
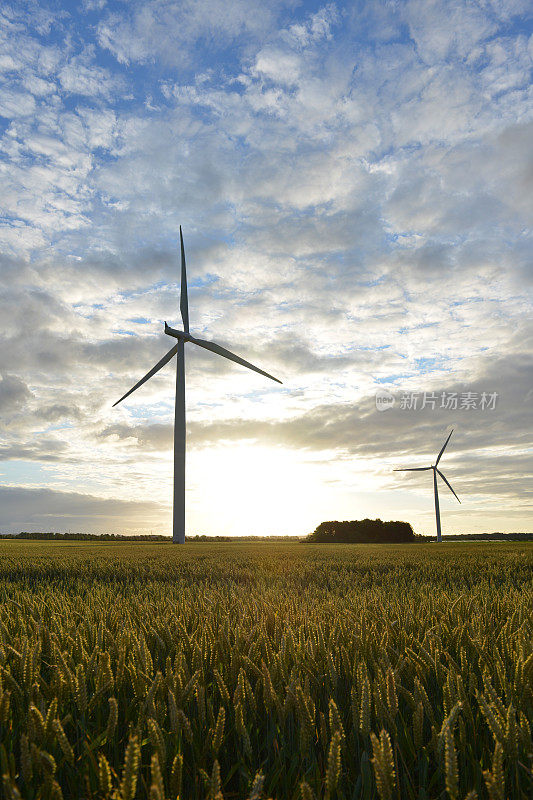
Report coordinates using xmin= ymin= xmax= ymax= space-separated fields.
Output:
xmin=0 ymin=540 xmax=530 ymax=800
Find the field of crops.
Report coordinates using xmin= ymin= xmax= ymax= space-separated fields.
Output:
xmin=0 ymin=540 xmax=530 ymax=800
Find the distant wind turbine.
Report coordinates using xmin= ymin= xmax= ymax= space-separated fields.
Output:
xmin=394 ymin=429 xmax=460 ymax=542
xmin=113 ymin=228 xmax=282 ymax=543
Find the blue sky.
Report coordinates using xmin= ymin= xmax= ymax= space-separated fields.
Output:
xmin=0 ymin=0 xmax=532 ymax=536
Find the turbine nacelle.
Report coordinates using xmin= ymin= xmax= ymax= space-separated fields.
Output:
xmin=164 ymin=322 xmax=192 ymax=342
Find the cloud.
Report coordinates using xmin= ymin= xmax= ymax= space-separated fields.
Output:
xmin=97 ymin=0 xmax=292 ymax=67
xmin=0 ymin=0 xmax=531 ymax=535
xmin=0 ymin=486 xmax=165 ymax=533
xmin=98 ymin=422 xmax=173 ymax=451
xmin=0 ymin=438 xmax=67 ymax=462
xmin=0 ymin=374 xmax=32 ymax=412
xmin=0 ymin=89 xmax=36 ymax=118
xmin=90 ymin=349 xmax=532 ymax=505
xmin=58 ymin=53 xmax=124 ymax=100
xmin=404 ymin=0 xmax=498 ymax=63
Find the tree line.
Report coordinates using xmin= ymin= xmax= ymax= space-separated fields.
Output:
xmin=0 ymin=532 xmax=169 ymax=541
xmin=307 ymin=519 xmax=417 ymax=543
xmin=0 ymin=529 xmax=530 ymax=543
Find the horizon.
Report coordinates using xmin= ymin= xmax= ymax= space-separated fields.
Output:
xmin=1 ymin=0 xmax=532 ymax=537
xmin=2 ymin=528 xmax=532 ymax=541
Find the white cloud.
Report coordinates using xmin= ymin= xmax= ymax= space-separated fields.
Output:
xmin=282 ymin=4 xmax=339 ymax=48
xmin=97 ymin=0 xmax=292 ymax=66
xmin=58 ymin=49 xmax=125 ymax=100
xmin=0 ymin=89 xmax=36 ymax=118
xmin=21 ymin=74 xmax=55 ymax=96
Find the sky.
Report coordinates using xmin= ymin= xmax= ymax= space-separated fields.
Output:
xmin=0 ymin=0 xmax=532 ymax=538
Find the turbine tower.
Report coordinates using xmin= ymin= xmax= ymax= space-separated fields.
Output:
xmin=113 ymin=228 xmax=282 ymax=543
xmin=394 ymin=429 xmax=460 ymax=541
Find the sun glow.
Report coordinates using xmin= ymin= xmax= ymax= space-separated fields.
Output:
xmin=188 ymin=445 xmax=325 ymax=537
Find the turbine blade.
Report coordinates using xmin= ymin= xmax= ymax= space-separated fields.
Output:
xmin=112 ymin=345 xmax=178 ymax=407
xmin=394 ymin=467 xmax=432 ymax=471
xmin=437 ymin=468 xmax=461 ymax=503
xmin=180 ymin=226 xmax=189 ymax=334
xmin=190 ymin=336 xmax=282 ymax=384
xmin=435 ymin=428 xmax=453 ymax=466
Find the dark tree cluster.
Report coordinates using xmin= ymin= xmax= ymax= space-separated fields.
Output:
xmin=307 ymin=518 xmax=417 ymax=543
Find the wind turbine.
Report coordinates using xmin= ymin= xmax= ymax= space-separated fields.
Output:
xmin=113 ymin=228 xmax=282 ymax=543
xmin=394 ymin=429 xmax=460 ymax=541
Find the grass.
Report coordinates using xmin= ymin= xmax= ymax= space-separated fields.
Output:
xmin=0 ymin=540 xmax=530 ymax=799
